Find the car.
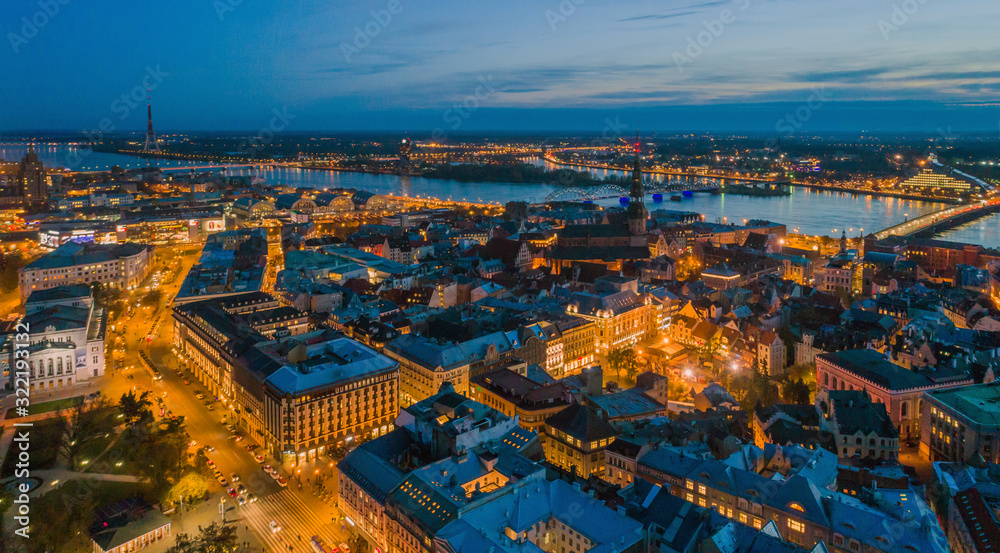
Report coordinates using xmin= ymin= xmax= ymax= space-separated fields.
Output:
xmin=206 ymin=405 xmax=214 ymax=411
xmin=182 ymin=379 xmax=191 ymax=385
xmin=204 ymin=445 xmax=215 ymax=452
xmin=237 ymin=484 xmax=247 ymax=495
xmin=263 ymin=465 xmax=274 ymax=474
xmin=339 ymin=544 xmax=351 ymax=553
xmin=195 ymin=393 xmax=205 ymax=400
xmin=218 ymin=477 xmax=227 ymax=486
xmin=227 ymin=487 xmax=238 ymax=498
xmin=277 ymin=476 xmax=287 ymax=487
xmin=234 ymin=435 xmax=243 ymax=442
xmin=254 ymin=453 xmax=264 ymax=463
xmin=269 ymin=521 xmax=281 ymax=533
xmin=206 ymin=459 xmax=215 ymax=467
xmin=188 ymin=440 xmax=197 ymax=448
xmin=246 ymin=493 xmax=257 ymax=503
xmin=230 ymin=473 xmax=240 ymax=482
xmin=237 ymin=495 xmax=247 ymax=506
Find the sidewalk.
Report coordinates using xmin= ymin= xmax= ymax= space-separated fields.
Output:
xmin=27 ymin=469 xmax=140 ymax=499
xmin=151 ymin=492 xmax=269 ymax=553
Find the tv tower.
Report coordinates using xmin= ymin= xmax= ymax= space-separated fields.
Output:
xmin=143 ymin=88 xmax=161 ymax=153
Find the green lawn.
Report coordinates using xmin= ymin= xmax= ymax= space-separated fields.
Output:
xmin=4 ymin=395 xmax=84 ymax=419
xmin=0 ymin=418 xmax=64 ymax=478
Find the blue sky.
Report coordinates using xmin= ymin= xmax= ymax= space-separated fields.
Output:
xmin=2 ymin=0 xmax=999 ymax=132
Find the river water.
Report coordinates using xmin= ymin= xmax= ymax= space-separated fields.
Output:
xmin=3 ymin=144 xmax=997 ymax=245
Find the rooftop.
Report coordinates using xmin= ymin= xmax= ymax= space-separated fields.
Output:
xmin=925 ymin=381 xmax=1000 ymax=428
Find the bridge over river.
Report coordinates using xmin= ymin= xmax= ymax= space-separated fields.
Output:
xmin=544 ymin=180 xmax=721 ymax=202
xmin=875 ymin=200 xmax=1000 ymax=240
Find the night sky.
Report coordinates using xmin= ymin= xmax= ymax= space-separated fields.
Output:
xmin=3 ymin=0 xmax=999 ymax=133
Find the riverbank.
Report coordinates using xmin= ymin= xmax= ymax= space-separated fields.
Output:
xmin=790 ymin=181 xmax=961 ymax=205
xmin=541 ymin=154 xmax=962 ymax=204
xmin=719 ymin=183 xmax=791 ymax=197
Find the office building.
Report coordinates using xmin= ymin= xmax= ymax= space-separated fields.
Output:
xmin=18 ymin=242 xmax=153 ymax=302
xmin=921 ymin=381 xmax=1000 ymax=464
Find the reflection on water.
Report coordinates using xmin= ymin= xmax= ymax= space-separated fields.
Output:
xmin=0 ymin=144 xmax=952 ymax=238
xmin=937 ymin=213 xmax=1000 ymax=249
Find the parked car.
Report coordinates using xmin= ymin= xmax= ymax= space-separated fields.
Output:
xmin=237 ymin=495 xmax=247 ymax=506
xmin=230 ymin=473 xmax=240 ymax=482
xmin=277 ymin=476 xmax=287 ymax=487
xmin=227 ymin=487 xmax=238 ymax=498
xmin=246 ymin=493 xmax=257 ymax=503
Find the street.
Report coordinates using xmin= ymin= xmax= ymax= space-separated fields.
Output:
xmin=122 ymin=244 xmax=352 ymax=552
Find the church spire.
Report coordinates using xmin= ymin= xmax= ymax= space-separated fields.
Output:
xmin=630 ymin=130 xmax=643 ymax=199
xmin=627 ymin=130 xmax=648 ymax=236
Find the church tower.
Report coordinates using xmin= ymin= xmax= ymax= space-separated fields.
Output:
xmin=839 ymin=230 xmax=847 ymax=255
xmin=627 ymin=132 xmax=648 ymax=236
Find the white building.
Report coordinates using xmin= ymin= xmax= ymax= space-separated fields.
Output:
xmin=21 ymin=285 xmax=106 ymax=391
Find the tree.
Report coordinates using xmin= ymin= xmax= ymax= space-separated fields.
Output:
xmin=165 ymin=472 xmax=209 ymax=508
xmin=606 ymin=348 xmax=625 ymax=380
xmin=699 ymin=337 xmax=723 ymax=374
xmin=118 ymin=391 xmax=153 ymax=433
xmin=621 ymin=348 xmax=639 ymax=383
xmin=676 ymin=254 xmax=702 ymax=281
xmin=138 ymin=417 xmax=189 ymax=493
xmin=141 ymin=289 xmax=164 ymax=308
xmin=728 ymin=363 xmax=780 ymax=413
xmin=0 ymin=251 xmax=28 ymax=293
xmin=167 ymin=524 xmax=238 ymax=553
xmin=57 ymin=397 xmax=112 ymax=471
xmin=781 ymin=378 xmax=812 ymax=405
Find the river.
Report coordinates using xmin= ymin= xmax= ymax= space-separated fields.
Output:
xmin=3 ymin=144 xmax=996 ymax=245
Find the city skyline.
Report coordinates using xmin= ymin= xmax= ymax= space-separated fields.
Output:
xmin=3 ymin=0 xmax=1000 ymax=132
xmin=5 ymin=3 xmax=1000 ymax=553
